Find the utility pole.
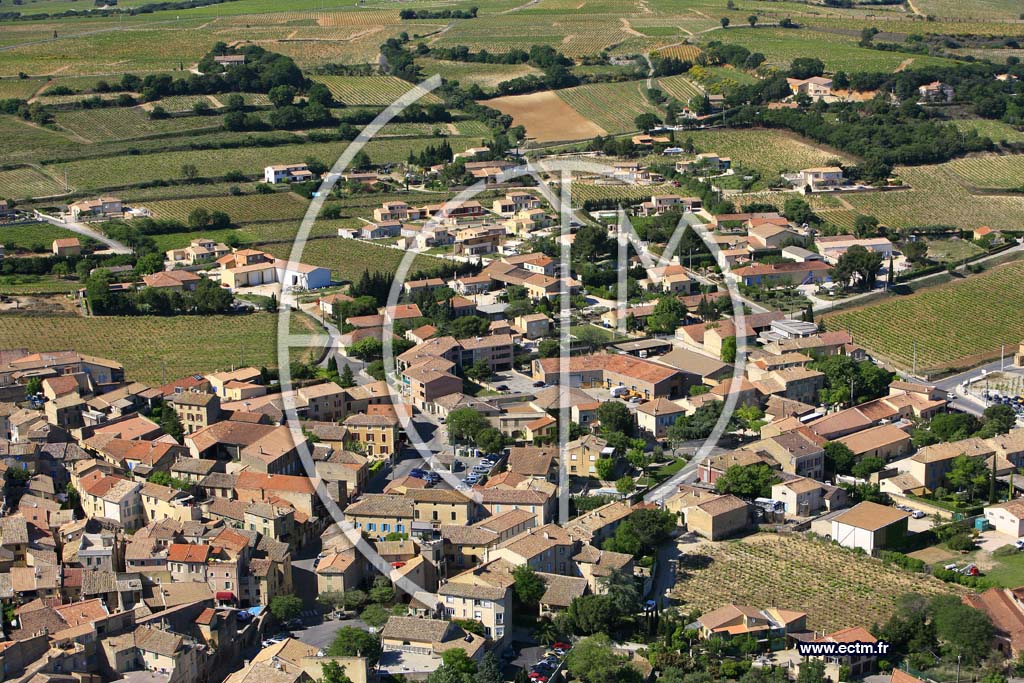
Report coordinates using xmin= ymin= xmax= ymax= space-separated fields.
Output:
xmin=1001 ymin=344 xmax=1005 ymax=372
xmin=912 ymin=340 xmax=917 ymax=377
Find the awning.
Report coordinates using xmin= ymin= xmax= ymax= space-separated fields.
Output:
xmin=216 ymin=591 xmax=236 ymax=601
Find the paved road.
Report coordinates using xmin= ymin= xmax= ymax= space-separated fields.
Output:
xmin=36 ymin=212 xmax=132 ymax=254
xmin=927 ymin=358 xmax=1024 ymax=418
xmin=643 ymin=441 xmax=732 ymax=505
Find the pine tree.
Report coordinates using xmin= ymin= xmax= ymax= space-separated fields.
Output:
xmin=339 ymin=364 xmax=355 ymax=388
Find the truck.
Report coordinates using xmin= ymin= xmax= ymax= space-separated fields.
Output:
xmin=610 ymin=386 xmax=628 ymax=398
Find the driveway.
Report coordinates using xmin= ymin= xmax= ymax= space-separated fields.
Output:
xmin=35 ymin=211 xmax=132 ymax=254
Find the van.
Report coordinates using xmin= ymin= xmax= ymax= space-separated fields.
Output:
xmin=610 ymin=386 xmax=627 ymax=398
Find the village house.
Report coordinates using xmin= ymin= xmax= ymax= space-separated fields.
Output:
xmin=69 ymin=196 xmax=123 ymax=221
xmin=217 ymin=249 xmax=331 ymax=291
xmin=918 ymin=81 xmax=954 ymax=102
xmin=787 ymin=166 xmax=846 ymax=192
xmin=263 ymin=163 xmax=313 ymax=184
xmin=786 ymin=76 xmax=833 ymax=100
xmin=165 ymin=238 xmax=231 ymax=265
xmin=814 ymin=235 xmax=894 ymax=264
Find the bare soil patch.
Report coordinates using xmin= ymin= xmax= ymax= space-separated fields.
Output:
xmin=486 ymin=90 xmax=607 ymax=142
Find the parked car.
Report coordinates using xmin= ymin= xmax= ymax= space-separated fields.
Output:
xmin=552 ymin=642 xmax=572 ymax=651
xmin=533 ymin=380 xmax=546 ymax=387
xmin=496 ymin=384 xmax=509 ymax=391
xmin=1015 ymin=539 xmax=1024 ymax=551
xmin=409 ymin=468 xmax=427 ymax=479
xmin=911 ymin=510 xmax=926 ymax=519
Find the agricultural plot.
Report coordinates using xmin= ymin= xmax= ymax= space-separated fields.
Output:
xmin=0 ymin=222 xmax=85 ymax=252
xmin=913 ymin=0 xmax=1023 ymax=21
xmin=0 ymin=115 xmax=78 ymax=166
xmin=310 ymin=75 xmax=442 ymax=106
xmin=145 ymin=192 xmax=311 ymax=224
xmin=150 ymin=95 xmax=220 ymax=113
xmin=556 ymin=80 xmax=661 ymax=135
xmin=569 ymin=183 xmax=680 ymax=205
xmin=0 ymin=23 xmax=217 ymax=76
xmin=666 ymin=128 xmax=855 ymax=179
xmin=0 ymin=166 xmax=66 ymax=200
xmin=0 ymin=312 xmax=323 ymax=385
xmin=432 ymin=14 xmax=633 ymax=58
xmin=655 ymin=74 xmax=703 ymax=101
xmin=487 ymin=91 xmax=607 ymax=142
xmin=0 ymin=275 xmax=81 ymax=295
xmin=823 ymin=259 xmax=1024 ymax=373
xmin=48 ymin=136 xmax=479 ymax=191
xmin=672 ymin=534 xmax=963 ymax=633
xmin=941 ymin=154 xmax=1024 ymax=190
xmin=262 ymin=237 xmax=445 ymax=284
xmin=54 ymin=108 xmax=225 ymax=143
xmin=952 ymin=119 xmax=1024 ymax=145
xmin=0 ymin=77 xmax=47 ymax=99
xmin=699 ymin=27 xmax=958 ymax=73
xmin=840 ymin=165 xmax=1024 ymax=230
xmin=654 ymin=45 xmax=702 ymax=62
xmin=417 ymin=59 xmax=542 ymax=91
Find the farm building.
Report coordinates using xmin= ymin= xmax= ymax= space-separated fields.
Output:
xmin=52 ymin=238 xmax=82 ymax=256
xmin=829 ymin=501 xmax=909 ymax=554
xmin=984 ymin=499 xmax=1024 ymax=538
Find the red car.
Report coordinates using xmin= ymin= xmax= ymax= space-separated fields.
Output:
xmin=552 ymin=642 xmax=571 ymax=651
xmin=529 ymin=675 xmax=548 ymax=682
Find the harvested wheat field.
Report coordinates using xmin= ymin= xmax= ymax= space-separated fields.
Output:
xmin=486 ymin=90 xmax=607 ymax=142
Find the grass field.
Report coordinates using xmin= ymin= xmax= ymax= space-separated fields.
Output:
xmin=556 ymin=80 xmax=661 ymax=135
xmin=672 ymin=534 xmax=963 ymax=632
xmin=310 ymin=75 xmax=443 ymax=106
xmin=263 ymin=237 xmax=446 ymax=283
xmin=926 ymin=238 xmax=984 ymax=263
xmin=0 ymin=311 xmax=323 ymax=383
xmin=145 ymin=192 xmax=310 ymax=224
xmin=823 ymin=259 xmax=1024 ymax=373
xmin=0 ymin=275 xmax=81 ymax=295
xmin=0 ymin=166 xmax=66 ymax=199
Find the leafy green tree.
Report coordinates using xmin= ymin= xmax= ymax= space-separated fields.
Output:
xmin=720 ymin=336 xmax=737 ymax=363
xmin=595 ymin=456 xmax=617 ymax=481
xmin=148 ymin=471 xmax=190 ymax=491
xmin=359 ymin=603 xmax=389 ymax=629
xmin=348 ymin=337 xmax=384 ymax=361
xmin=796 ymin=659 xmax=826 ymax=683
xmin=598 ymin=568 xmax=639 ymax=617
xmin=720 ymin=17 xmax=730 ymax=28
xmin=566 ymin=594 xmax=618 ymax=635
xmin=851 ymin=455 xmax=885 ymax=480
xmin=158 ymin=403 xmax=184 ymax=441
xmin=648 ymin=295 xmax=687 ymax=334
xmin=538 ymin=339 xmax=560 ymax=358
xmin=597 ymin=401 xmax=634 ymax=436
xmin=733 ymin=405 xmax=765 ymax=432
xmin=930 ymin=594 xmax=993 ymax=665
xmin=979 ymin=404 xmax=1016 ymax=437
xmin=853 ymin=214 xmax=880 ymax=238
xmin=319 ymin=661 xmax=352 ymax=683
xmin=338 ymin=364 xmax=355 ymax=388
xmin=635 ymin=112 xmax=662 ymax=132
xmin=945 ymin=454 xmax=989 ymax=501
xmin=447 ymin=408 xmax=489 ymax=444
xmin=824 ymin=441 xmax=856 ymax=476
xmin=832 ymin=245 xmax=884 ymax=291
xmin=513 ymin=564 xmax=546 ymax=606
xmin=327 ymin=626 xmax=381 ymax=664
xmin=475 ymin=653 xmax=502 ymax=683
xmin=24 ymin=377 xmax=42 ymax=396
xmin=565 ymin=634 xmax=643 ymax=683
xmin=465 ymin=359 xmax=492 ymax=382
xmin=369 ymin=575 xmax=395 ymax=604
xmin=268 ymin=84 xmax=297 ymax=107
xmin=269 ymin=594 xmax=303 ymax=622
xmin=474 ymin=427 xmax=505 ymax=455
xmin=715 ymin=463 xmax=779 ymax=498
xmin=616 ymin=476 xmax=636 ymax=495
xmin=747 ymin=14 xmax=757 ymax=26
